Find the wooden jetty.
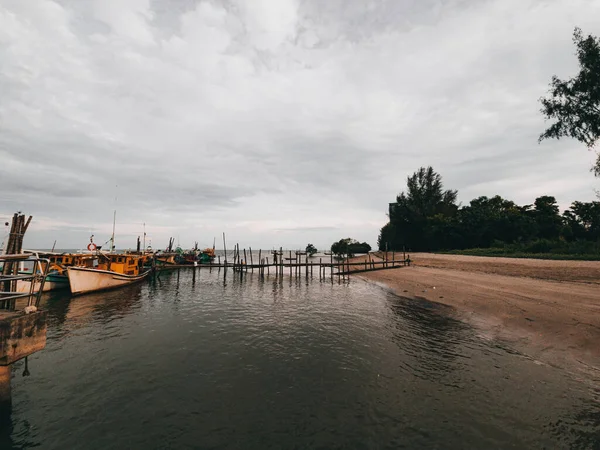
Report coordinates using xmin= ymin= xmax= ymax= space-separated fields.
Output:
xmin=155 ymin=243 xmax=411 ymax=283
xmin=0 ymin=213 xmax=49 ymax=412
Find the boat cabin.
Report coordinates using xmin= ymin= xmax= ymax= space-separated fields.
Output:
xmin=96 ymin=254 xmax=147 ymax=276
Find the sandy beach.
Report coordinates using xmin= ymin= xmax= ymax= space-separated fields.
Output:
xmin=352 ymin=252 xmax=600 ymax=378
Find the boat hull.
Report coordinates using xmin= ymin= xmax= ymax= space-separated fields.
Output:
xmin=67 ymin=267 xmax=150 ymax=296
xmin=16 ymin=273 xmax=70 ymax=293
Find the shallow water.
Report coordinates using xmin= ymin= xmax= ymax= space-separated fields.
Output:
xmin=1 ymin=268 xmax=599 ymax=449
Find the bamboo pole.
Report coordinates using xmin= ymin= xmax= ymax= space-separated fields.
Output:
xmin=385 ymin=243 xmax=388 ymax=268
xmin=330 ymin=253 xmax=333 ymax=282
xmin=305 ymin=253 xmax=308 ymax=279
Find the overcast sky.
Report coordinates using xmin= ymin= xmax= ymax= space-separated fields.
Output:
xmin=1 ymin=0 xmax=599 ymax=251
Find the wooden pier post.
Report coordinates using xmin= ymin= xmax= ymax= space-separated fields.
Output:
xmin=330 ymin=253 xmax=333 ymax=282
xmin=305 ymin=253 xmax=308 ymax=279
xmin=249 ymin=248 xmax=254 ymax=273
xmin=289 ymin=251 xmax=292 ymax=277
xmin=244 ymin=248 xmax=248 ymax=272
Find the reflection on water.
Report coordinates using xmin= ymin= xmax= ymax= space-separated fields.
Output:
xmin=1 ymin=269 xmax=599 ymax=449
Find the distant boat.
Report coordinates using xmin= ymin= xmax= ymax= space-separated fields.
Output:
xmin=67 ymin=253 xmax=151 ymax=296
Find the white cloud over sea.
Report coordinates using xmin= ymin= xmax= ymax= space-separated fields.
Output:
xmin=1 ymin=0 xmax=599 ymax=250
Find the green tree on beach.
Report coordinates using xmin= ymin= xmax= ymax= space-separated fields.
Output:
xmin=539 ymin=27 xmax=600 ymax=176
xmin=378 ymin=167 xmax=600 ymax=256
xmin=384 ymin=167 xmax=458 ymax=251
xmin=331 ymin=238 xmax=371 ymax=258
xmin=305 ymin=243 xmax=318 ymax=256
xmin=533 ymin=196 xmax=563 ymax=240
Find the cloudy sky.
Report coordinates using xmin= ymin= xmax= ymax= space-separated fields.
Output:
xmin=1 ymin=0 xmax=599 ymax=251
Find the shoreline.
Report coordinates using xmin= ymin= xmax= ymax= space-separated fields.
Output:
xmin=351 ymin=252 xmax=600 ymax=380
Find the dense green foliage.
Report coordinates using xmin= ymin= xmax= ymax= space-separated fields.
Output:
xmin=305 ymin=243 xmax=318 ymax=256
xmin=331 ymin=238 xmax=372 ymax=257
xmin=378 ymin=167 xmax=600 ymax=255
xmin=539 ymin=28 xmax=600 ymax=176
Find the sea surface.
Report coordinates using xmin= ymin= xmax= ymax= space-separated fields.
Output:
xmin=1 ymin=266 xmax=599 ymax=449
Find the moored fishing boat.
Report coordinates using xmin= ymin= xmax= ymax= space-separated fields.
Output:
xmin=17 ymin=270 xmax=69 ymax=293
xmin=199 ymin=247 xmax=215 ymax=263
xmin=16 ymin=252 xmax=96 ymax=293
xmin=67 ymin=252 xmax=151 ymax=296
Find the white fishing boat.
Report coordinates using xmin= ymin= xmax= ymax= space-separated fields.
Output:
xmin=15 ymin=252 xmax=95 ymax=293
xmin=67 ymin=253 xmax=151 ymax=296
xmin=16 ymin=272 xmax=69 ymax=293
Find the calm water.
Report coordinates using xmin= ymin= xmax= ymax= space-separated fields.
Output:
xmin=1 ymin=267 xmax=599 ymax=449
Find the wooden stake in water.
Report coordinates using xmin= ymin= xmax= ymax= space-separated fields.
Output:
xmin=330 ymin=252 xmax=333 ymax=282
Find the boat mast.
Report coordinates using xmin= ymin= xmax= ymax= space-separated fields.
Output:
xmin=110 ymin=209 xmax=116 ymax=252
xmin=143 ymin=223 xmax=146 ymax=253
xmin=110 ymin=186 xmax=117 ymax=252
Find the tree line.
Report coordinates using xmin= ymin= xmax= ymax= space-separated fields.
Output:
xmin=378 ymin=166 xmax=600 ymax=254
xmin=377 ymin=27 xmax=600 ymax=256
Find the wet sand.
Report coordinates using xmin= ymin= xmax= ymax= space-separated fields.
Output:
xmin=351 ymin=252 xmax=600 ymax=378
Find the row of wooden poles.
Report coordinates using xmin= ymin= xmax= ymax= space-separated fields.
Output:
xmin=206 ymin=244 xmax=411 ymax=282
xmin=1 ymin=214 xmax=32 ymax=309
